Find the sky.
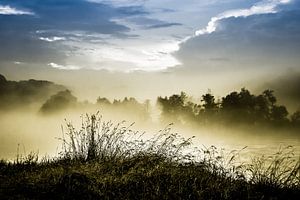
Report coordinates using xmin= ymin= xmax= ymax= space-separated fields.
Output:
xmin=0 ymin=0 xmax=300 ymax=109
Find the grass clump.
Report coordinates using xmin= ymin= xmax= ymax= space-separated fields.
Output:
xmin=248 ymin=146 xmax=300 ymax=188
xmin=0 ymin=113 xmax=299 ymax=200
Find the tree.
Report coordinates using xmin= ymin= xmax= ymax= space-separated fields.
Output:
xmin=291 ymin=110 xmax=300 ymax=127
xmin=0 ymin=74 xmax=7 ymax=83
xmin=40 ymin=90 xmax=77 ymax=114
xmin=221 ymin=91 xmax=240 ymax=110
xmin=220 ymin=88 xmax=257 ymax=124
xmin=197 ymin=92 xmax=219 ymax=125
xmin=97 ymin=97 xmax=111 ymax=105
xmin=270 ymin=105 xmax=289 ymax=123
xmin=157 ymin=92 xmax=187 ymax=114
xmin=202 ymin=93 xmax=218 ymax=111
xmin=263 ymin=89 xmax=276 ymax=106
xmin=253 ymin=94 xmax=270 ymax=122
xmin=219 ymin=88 xmax=286 ymax=125
xmin=157 ymin=92 xmax=191 ymax=124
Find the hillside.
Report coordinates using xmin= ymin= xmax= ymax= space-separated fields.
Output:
xmin=0 ymin=74 xmax=66 ymax=111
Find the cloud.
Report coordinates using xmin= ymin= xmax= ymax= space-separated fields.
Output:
xmin=86 ymin=0 xmax=147 ymax=7
xmin=0 ymin=0 xmax=185 ymax=71
xmin=0 ymin=0 xmax=138 ymax=65
xmin=2 ymin=0 xmax=297 ymax=72
xmin=0 ymin=31 xmax=66 ymax=64
xmin=175 ymin=0 xmax=300 ymax=72
xmin=13 ymin=61 xmax=23 ymax=65
xmin=112 ymin=16 xmax=182 ymax=30
xmin=48 ymin=63 xmax=81 ymax=70
xmin=0 ymin=5 xmax=34 ymax=15
xmin=146 ymin=22 xmax=182 ymax=29
xmin=39 ymin=37 xmax=66 ymax=42
xmin=0 ymin=0 xmax=133 ymax=34
xmin=57 ymin=37 xmax=181 ymax=72
xmin=195 ymin=0 xmax=291 ymax=35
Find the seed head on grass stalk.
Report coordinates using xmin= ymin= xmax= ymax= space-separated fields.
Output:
xmin=246 ymin=146 xmax=300 ymax=189
xmin=58 ymin=113 xmax=197 ymax=163
xmin=57 ymin=112 xmax=300 ymax=191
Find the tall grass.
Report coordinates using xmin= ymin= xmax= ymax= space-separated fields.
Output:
xmin=59 ymin=113 xmax=195 ymax=163
xmin=247 ymin=146 xmax=300 ymax=188
xmin=59 ymin=113 xmax=300 ymax=187
xmin=0 ymin=113 xmax=299 ymax=199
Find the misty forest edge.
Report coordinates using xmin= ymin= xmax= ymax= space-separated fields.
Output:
xmin=1 ymin=73 xmax=300 ymax=131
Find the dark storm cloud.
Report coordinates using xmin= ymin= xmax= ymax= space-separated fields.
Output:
xmin=175 ymin=0 xmax=300 ymax=71
xmin=0 ymin=0 xmax=147 ymax=64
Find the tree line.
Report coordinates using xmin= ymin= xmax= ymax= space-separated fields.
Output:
xmin=157 ymin=88 xmax=300 ymax=129
xmin=12 ymin=79 xmax=297 ymax=129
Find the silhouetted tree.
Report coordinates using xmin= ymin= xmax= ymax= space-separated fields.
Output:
xmin=156 ymin=88 xmax=298 ymax=128
xmin=270 ymin=105 xmax=289 ymax=123
xmin=113 ymin=99 xmax=121 ymax=105
xmin=253 ymin=94 xmax=270 ymax=122
xmin=291 ymin=110 xmax=300 ymax=128
xmin=97 ymin=97 xmax=111 ymax=105
xmin=196 ymin=92 xmax=219 ymax=125
xmin=263 ymin=90 xmax=277 ymax=106
xmin=157 ymin=92 xmax=191 ymax=124
xmin=40 ymin=90 xmax=77 ymax=114
xmin=202 ymin=93 xmax=218 ymax=111
xmin=0 ymin=74 xmax=7 ymax=83
xmin=219 ymin=88 xmax=290 ymax=125
xmin=99 ymin=97 xmax=150 ymax=122
xmin=221 ymin=88 xmax=258 ymax=124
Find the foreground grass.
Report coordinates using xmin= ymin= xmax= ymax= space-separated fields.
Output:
xmin=0 ymin=114 xmax=299 ymax=200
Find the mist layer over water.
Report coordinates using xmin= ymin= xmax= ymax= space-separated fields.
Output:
xmin=0 ymin=109 xmax=299 ymax=162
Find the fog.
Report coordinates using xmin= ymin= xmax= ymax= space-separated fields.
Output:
xmin=1 ymin=64 xmax=300 ymax=112
xmin=0 ymin=72 xmax=299 ymax=161
xmin=1 ymin=107 xmax=299 ymax=162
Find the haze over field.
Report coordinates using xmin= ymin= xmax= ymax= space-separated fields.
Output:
xmin=0 ymin=0 xmax=300 ymax=160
